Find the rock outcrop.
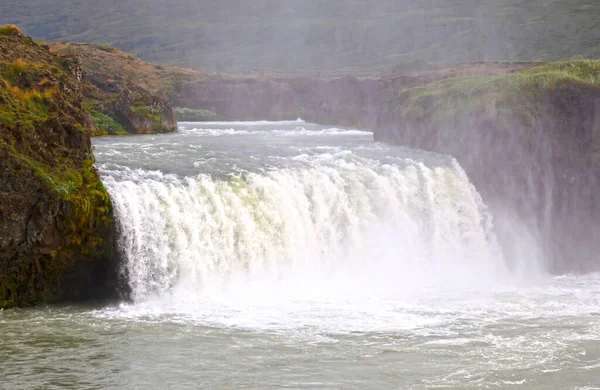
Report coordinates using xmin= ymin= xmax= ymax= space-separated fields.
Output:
xmin=83 ymin=70 xmax=177 ymax=135
xmin=375 ymin=62 xmax=600 ymax=272
xmin=45 ymin=41 xmax=196 ymax=133
xmin=174 ymin=64 xmax=533 ymax=128
xmin=175 ymin=74 xmax=421 ymax=129
xmin=0 ymin=26 xmax=120 ymax=308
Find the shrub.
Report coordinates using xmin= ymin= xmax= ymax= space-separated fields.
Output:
xmin=97 ymin=44 xmax=116 ymax=53
xmin=0 ymin=24 xmax=22 ymax=36
xmin=174 ymin=107 xmax=219 ymax=121
xmin=90 ymin=110 xmax=127 ymax=135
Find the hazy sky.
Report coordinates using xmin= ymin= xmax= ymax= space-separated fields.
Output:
xmin=1 ymin=0 xmax=597 ymax=70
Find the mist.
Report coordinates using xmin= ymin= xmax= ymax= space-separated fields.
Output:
xmin=2 ymin=0 xmax=598 ymax=71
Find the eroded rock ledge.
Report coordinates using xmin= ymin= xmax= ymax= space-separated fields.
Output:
xmin=0 ymin=26 xmax=120 ymax=308
xmin=374 ymin=62 xmax=600 ymax=272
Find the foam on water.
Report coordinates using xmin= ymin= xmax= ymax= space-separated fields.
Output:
xmin=92 ymin=121 xmax=554 ymax=332
xmin=182 ymin=118 xmax=306 ymax=126
xmin=184 ymin=126 xmax=367 ymax=137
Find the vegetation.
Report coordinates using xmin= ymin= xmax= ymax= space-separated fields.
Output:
xmin=1 ymin=0 xmax=599 ymax=71
xmin=0 ymin=24 xmax=21 ymax=36
xmin=0 ymin=26 xmax=115 ymax=308
xmin=44 ymin=42 xmax=201 ymax=99
xmin=390 ymin=60 xmax=600 ymax=127
xmin=174 ymin=107 xmax=219 ymax=122
xmin=90 ymin=110 xmax=127 ymax=135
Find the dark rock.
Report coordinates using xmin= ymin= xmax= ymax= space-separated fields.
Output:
xmin=83 ymin=70 xmax=177 ymax=134
xmin=0 ymin=27 xmax=122 ymax=308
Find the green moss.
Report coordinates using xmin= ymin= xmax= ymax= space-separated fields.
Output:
xmin=0 ymin=143 xmax=114 ymax=307
xmin=151 ymin=122 xmax=171 ymax=133
xmin=131 ymin=104 xmax=162 ymax=124
xmin=0 ymin=77 xmax=51 ymax=129
xmin=0 ymin=24 xmax=22 ymax=36
xmin=90 ymin=110 xmax=127 ymax=135
xmin=174 ymin=107 xmax=219 ymax=121
xmin=391 ymin=60 xmax=600 ymax=126
xmin=0 ymin=280 xmax=17 ymax=308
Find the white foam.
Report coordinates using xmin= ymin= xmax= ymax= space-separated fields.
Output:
xmin=183 ymin=126 xmax=368 ymax=137
xmin=181 ymin=119 xmax=306 ymax=126
xmin=98 ymin=151 xmax=544 ymax=330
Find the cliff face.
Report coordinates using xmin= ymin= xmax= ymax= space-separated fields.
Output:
xmin=175 ymin=64 xmax=532 ymax=128
xmin=175 ymin=75 xmax=424 ymax=128
xmin=84 ymin=72 xmax=177 ymax=135
xmin=46 ymin=42 xmax=181 ymax=135
xmin=0 ymin=26 xmax=120 ymax=308
xmin=375 ymin=62 xmax=600 ymax=272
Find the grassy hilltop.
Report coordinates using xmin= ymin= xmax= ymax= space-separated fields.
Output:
xmin=388 ymin=60 xmax=600 ymax=129
xmin=1 ymin=0 xmax=599 ymax=71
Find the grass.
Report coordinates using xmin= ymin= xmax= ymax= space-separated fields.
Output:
xmin=391 ymin=60 xmax=600 ymax=126
xmin=0 ymin=24 xmax=21 ymax=36
xmin=90 ymin=110 xmax=127 ymax=135
xmin=174 ymin=107 xmax=218 ymax=122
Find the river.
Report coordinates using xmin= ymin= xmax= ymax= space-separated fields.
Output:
xmin=1 ymin=121 xmax=599 ymax=389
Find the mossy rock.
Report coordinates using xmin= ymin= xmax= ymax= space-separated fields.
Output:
xmin=0 ymin=26 xmax=121 ymax=308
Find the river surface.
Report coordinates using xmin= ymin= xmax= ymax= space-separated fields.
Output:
xmin=1 ymin=121 xmax=600 ymax=389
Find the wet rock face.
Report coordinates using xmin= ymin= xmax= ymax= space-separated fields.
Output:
xmin=85 ymin=71 xmax=177 ymax=134
xmin=375 ymin=85 xmax=600 ymax=273
xmin=174 ymin=74 xmax=427 ymax=129
xmin=0 ymin=28 xmax=121 ymax=308
xmin=113 ymin=83 xmax=176 ymax=134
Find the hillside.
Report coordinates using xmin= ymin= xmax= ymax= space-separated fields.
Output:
xmin=1 ymin=0 xmax=599 ymax=71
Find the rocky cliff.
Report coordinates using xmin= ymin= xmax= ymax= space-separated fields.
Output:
xmin=83 ymin=72 xmax=177 ymax=135
xmin=175 ymin=64 xmax=532 ymax=128
xmin=375 ymin=61 xmax=600 ymax=272
xmin=175 ymin=74 xmax=424 ymax=128
xmin=0 ymin=26 xmax=120 ymax=308
xmin=46 ymin=42 xmax=181 ymax=135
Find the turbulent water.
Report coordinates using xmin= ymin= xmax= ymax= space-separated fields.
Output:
xmin=2 ymin=121 xmax=600 ymax=389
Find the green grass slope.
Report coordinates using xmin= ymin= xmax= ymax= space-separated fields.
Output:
xmin=1 ymin=0 xmax=599 ymax=71
xmin=389 ymin=60 xmax=600 ymax=128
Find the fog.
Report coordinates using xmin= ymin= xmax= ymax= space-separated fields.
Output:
xmin=1 ymin=0 xmax=598 ymax=71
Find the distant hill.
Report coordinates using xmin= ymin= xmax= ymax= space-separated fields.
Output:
xmin=2 ymin=0 xmax=599 ymax=71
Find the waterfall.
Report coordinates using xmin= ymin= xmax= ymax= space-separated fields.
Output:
xmin=102 ymin=156 xmax=506 ymax=303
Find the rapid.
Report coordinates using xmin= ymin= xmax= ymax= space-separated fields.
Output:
xmin=2 ymin=121 xmax=599 ymax=389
